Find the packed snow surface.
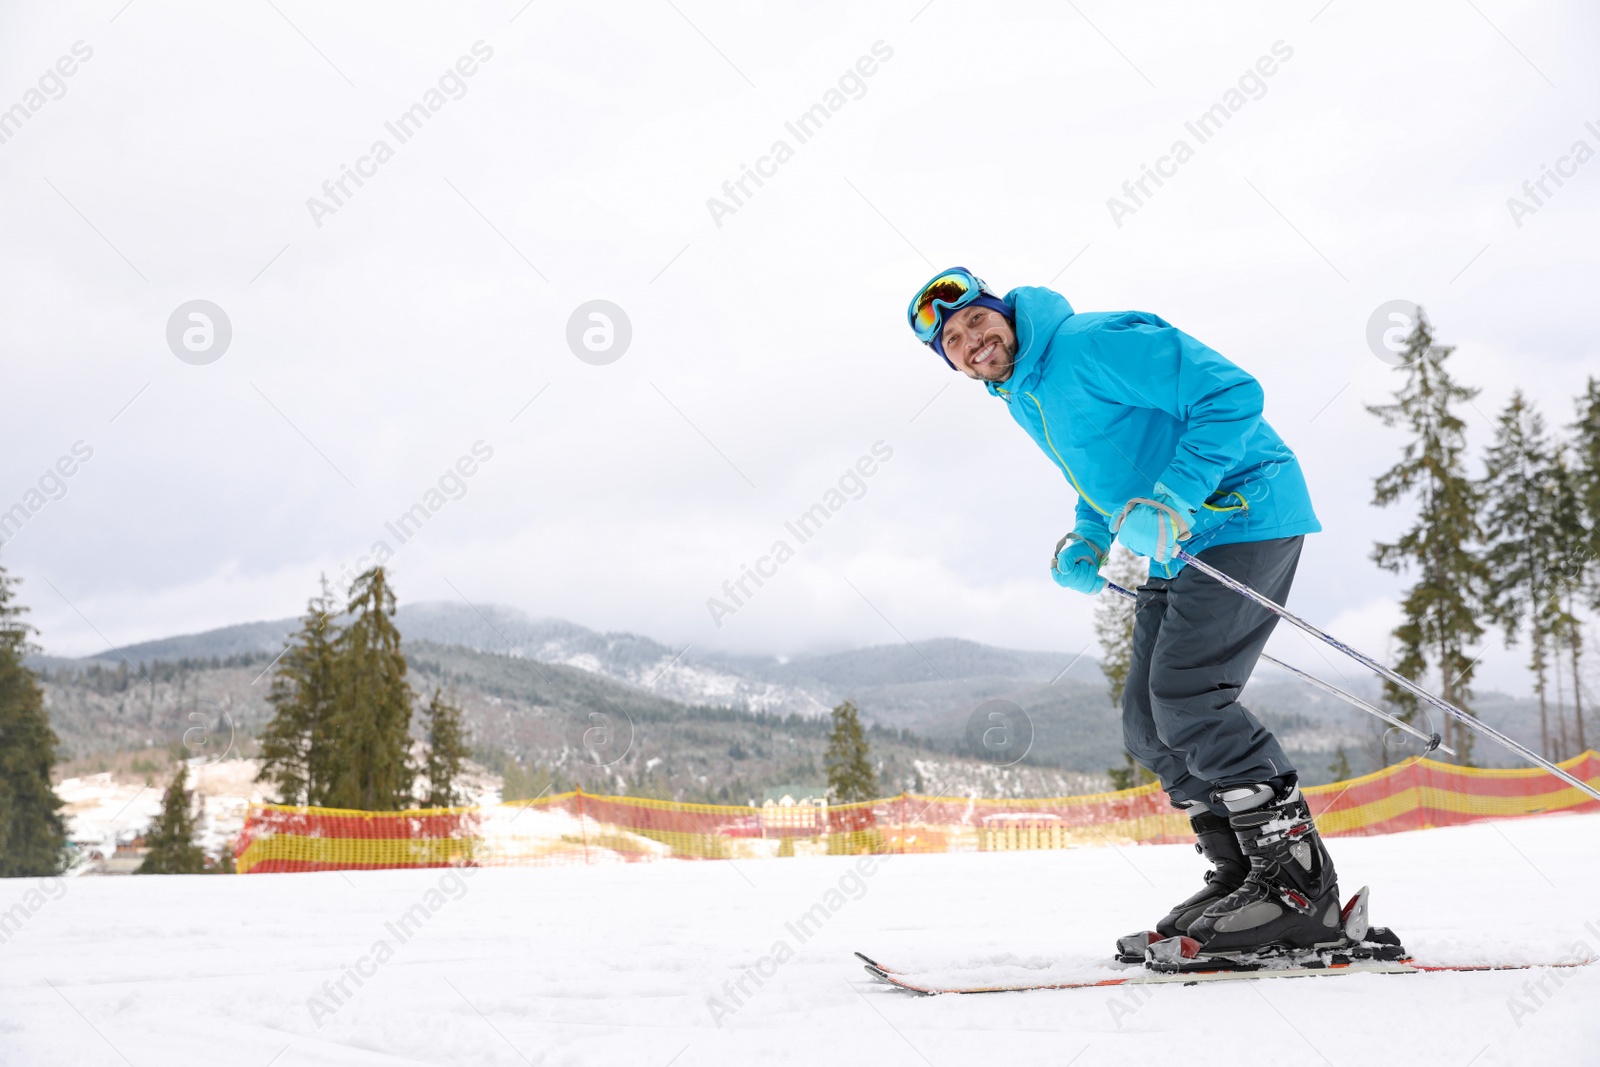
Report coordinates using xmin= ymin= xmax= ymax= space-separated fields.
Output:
xmin=3 ymin=814 xmax=1598 ymax=1066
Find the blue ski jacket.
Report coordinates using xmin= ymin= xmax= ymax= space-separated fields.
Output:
xmin=987 ymin=286 xmax=1320 ymax=578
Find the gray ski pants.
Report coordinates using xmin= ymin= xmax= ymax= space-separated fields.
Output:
xmin=1122 ymin=536 xmax=1302 ymax=816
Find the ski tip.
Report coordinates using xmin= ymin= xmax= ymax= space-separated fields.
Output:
xmin=853 ymin=951 xmax=884 ymax=969
xmin=863 ymin=964 xmax=934 ymax=995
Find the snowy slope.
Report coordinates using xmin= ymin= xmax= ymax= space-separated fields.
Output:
xmin=2 ymin=814 xmax=1597 ymax=1066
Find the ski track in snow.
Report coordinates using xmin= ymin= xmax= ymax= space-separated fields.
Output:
xmin=2 ymin=815 xmax=1597 ymax=1065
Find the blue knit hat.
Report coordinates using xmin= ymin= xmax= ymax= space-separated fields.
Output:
xmin=931 ymin=293 xmax=1013 ymax=368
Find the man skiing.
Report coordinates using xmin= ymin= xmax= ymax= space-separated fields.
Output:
xmin=906 ymin=268 xmax=1345 ymax=959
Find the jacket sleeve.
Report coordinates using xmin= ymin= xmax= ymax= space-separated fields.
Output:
xmin=1072 ymin=501 xmax=1112 ymax=554
xmin=1083 ymin=313 xmax=1264 ymax=509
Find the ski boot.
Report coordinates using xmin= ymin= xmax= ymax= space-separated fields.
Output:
xmin=1115 ymin=803 xmax=1248 ymax=963
xmin=1184 ymin=778 xmax=1346 ymax=959
xmin=1143 ymin=885 xmax=1410 ymax=974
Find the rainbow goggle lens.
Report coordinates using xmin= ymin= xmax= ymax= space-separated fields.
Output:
xmin=907 ymin=267 xmax=991 ymax=344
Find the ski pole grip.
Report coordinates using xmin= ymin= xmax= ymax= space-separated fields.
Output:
xmin=1112 ymin=497 xmax=1193 ymax=542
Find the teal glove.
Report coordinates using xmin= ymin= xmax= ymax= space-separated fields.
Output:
xmin=1112 ymin=482 xmax=1198 ymax=563
xmin=1051 ymin=531 xmax=1108 ymax=594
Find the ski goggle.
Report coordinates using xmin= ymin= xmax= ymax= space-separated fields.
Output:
xmin=907 ymin=267 xmax=992 ymax=344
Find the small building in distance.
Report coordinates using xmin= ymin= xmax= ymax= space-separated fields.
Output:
xmin=758 ymin=784 xmax=827 ymax=836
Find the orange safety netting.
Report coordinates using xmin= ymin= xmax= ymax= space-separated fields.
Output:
xmin=234 ymin=751 xmax=1600 ymax=873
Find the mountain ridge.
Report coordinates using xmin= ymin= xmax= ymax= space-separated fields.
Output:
xmin=30 ymin=602 xmax=1572 ymax=781
xmin=40 ymin=601 xmax=1100 ymax=720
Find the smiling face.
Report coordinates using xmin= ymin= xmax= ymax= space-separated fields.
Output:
xmin=941 ymin=305 xmax=1018 ymax=382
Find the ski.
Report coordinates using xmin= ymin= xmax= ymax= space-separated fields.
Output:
xmin=858 ymin=887 xmax=1592 ymax=995
xmin=856 ymin=953 xmax=1591 ymax=996
xmin=853 ymin=951 xmax=900 ymax=974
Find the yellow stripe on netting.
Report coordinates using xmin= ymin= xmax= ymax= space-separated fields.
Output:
xmin=499 ymin=790 xmax=578 ymax=813
xmin=234 ymin=753 xmax=1599 ymax=871
xmin=1400 ymin=750 xmax=1599 ymax=780
xmin=1416 ymin=780 xmax=1600 ymax=817
xmin=899 ymin=781 xmax=1164 ymax=809
xmin=1312 ymin=782 xmax=1600 ymax=837
xmin=236 ymin=834 xmax=482 ymax=873
xmin=245 ymin=790 xmax=581 ymax=821
xmin=1312 ymin=786 xmax=1423 ymax=836
xmin=247 ymin=801 xmax=488 ymax=818
xmin=569 ymin=792 xmax=777 ymax=815
xmin=1305 ymin=754 xmax=1600 ymax=834
xmin=1303 ymin=758 xmax=1412 ymax=799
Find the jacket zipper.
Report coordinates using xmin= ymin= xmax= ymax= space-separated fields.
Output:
xmin=1202 ymin=490 xmax=1248 ymax=513
xmin=1010 ymin=391 xmax=1249 ymax=521
xmin=1021 ymin=392 xmax=1109 ymax=517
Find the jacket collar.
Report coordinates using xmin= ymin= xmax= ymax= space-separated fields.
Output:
xmin=986 ymin=286 xmax=1076 ymax=399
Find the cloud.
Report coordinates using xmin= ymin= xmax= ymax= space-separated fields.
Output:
xmin=3 ymin=1 xmax=1596 ymax=703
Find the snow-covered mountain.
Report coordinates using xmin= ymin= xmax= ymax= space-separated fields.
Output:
xmin=391 ymin=603 xmax=830 ymax=715
xmin=40 ymin=602 xmax=1567 ymax=778
xmin=53 ymin=602 xmax=1093 ymax=722
xmin=49 ymin=603 xmax=828 ymax=714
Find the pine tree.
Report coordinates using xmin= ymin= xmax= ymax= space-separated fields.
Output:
xmin=0 ymin=565 xmax=68 ymax=877
xmin=1094 ymin=546 xmax=1147 ymax=706
xmin=1571 ymin=377 xmax=1600 ymax=580
xmin=1549 ymin=444 xmax=1588 ymax=756
xmin=1367 ymin=310 xmax=1488 ymax=764
xmin=325 ymin=567 xmax=415 ymax=811
xmin=1328 ymin=746 xmax=1354 ymax=782
xmin=1095 ymin=546 xmax=1155 ymax=790
xmin=1564 ymin=379 xmax=1600 ymax=751
xmin=137 ymin=763 xmax=207 ymax=874
xmin=1550 ymin=632 xmax=1571 ymax=761
xmin=256 ymin=580 xmax=341 ymax=805
xmin=1479 ymin=391 xmax=1560 ymax=758
xmin=824 ymin=700 xmax=875 ymax=803
xmin=422 ymin=688 xmax=470 ymax=808
xmin=1555 ymin=595 xmax=1587 ymax=755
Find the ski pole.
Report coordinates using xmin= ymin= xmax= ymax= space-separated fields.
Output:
xmin=1172 ymin=547 xmax=1600 ymax=803
xmin=1103 ymin=581 xmax=1455 ymax=757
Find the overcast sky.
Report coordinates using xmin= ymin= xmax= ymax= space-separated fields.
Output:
xmin=3 ymin=0 xmax=1597 ymax=699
